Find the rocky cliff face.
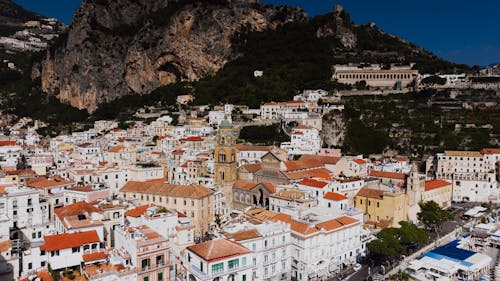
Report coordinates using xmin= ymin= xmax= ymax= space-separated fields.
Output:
xmin=322 ymin=110 xmax=346 ymax=148
xmin=38 ymin=0 xmax=305 ymax=112
xmin=315 ymin=5 xmax=356 ymax=49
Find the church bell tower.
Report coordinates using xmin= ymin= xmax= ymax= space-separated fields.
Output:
xmin=214 ymin=120 xmax=237 ymax=212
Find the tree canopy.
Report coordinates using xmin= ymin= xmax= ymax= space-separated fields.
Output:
xmin=417 ymin=201 xmax=452 ymax=234
xmin=367 ymin=222 xmax=429 ymax=264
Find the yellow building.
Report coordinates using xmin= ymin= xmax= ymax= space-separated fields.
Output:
xmin=422 ymin=180 xmax=452 ymax=208
xmin=354 ymin=187 xmax=408 ymax=228
xmin=120 ymin=180 xmax=214 ymax=237
xmin=214 ymin=120 xmax=237 ymax=213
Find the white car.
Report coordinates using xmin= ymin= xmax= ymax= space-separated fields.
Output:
xmin=353 ymin=263 xmax=362 ymax=272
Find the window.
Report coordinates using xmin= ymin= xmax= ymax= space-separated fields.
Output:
xmin=143 ymin=277 xmax=149 ymax=281
xmin=158 ymin=272 xmax=163 ymax=281
xmin=156 ymin=255 xmax=164 ymax=265
xmin=212 ymin=263 xmax=224 ymax=274
xmin=28 ymin=263 xmax=32 ymax=270
xmin=242 ymin=257 xmax=246 ymax=266
xmin=242 ymin=274 xmax=246 ymax=281
xmin=72 ymin=247 xmax=80 ymax=253
xmin=141 ymin=258 xmax=150 ymax=269
xmin=32 ymin=232 xmax=36 ymax=239
xmin=228 ymin=259 xmax=239 ymax=269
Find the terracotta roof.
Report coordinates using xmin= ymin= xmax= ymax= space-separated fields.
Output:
xmin=284 ymin=159 xmax=324 ymax=171
xmin=355 ymin=187 xmax=384 ymax=200
xmin=444 ymin=150 xmax=482 ymax=157
xmin=285 ymin=168 xmax=332 ymax=180
xmin=245 ymin=208 xmax=278 ymax=222
xmin=239 ymin=163 xmax=261 ymax=173
xmin=82 ymin=251 xmax=108 ymax=262
xmin=181 ymin=136 xmax=204 ymax=142
xmin=271 ymin=189 xmax=308 ymax=201
xmin=393 ymin=157 xmax=408 ymax=162
xmin=0 ymin=240 xmax=11 ymax=253
xmin=235 ymin=144 xmax=273 ymax=151
xmin=36 ymin=270 xmax=54 ymax=281
xmin=187 ymin=238 xmax=251 ymax=262
xmin=272 ymin=213 xmax=317 ymax=235
xmin=120 ymin=181 xmax=213 ymax=199
xmin=295 ymin=124 xmax=311 ymax=129
xmin=108 ymin=145 xmax=125 ymax=152
xmin=273 ymin=214 xmax=360 ymax=237
xmin=0 ymin=140 xmax=17 ymax=146
xmin=27 ymin=177 xmax=73 ymax=188
xmin=67 ymin=186 xmax=95 ymax=192
xmin=55 ymin=201 xmax=102 ymax=220
xmin=78 ymin=142 xmax=93 ymax=148
xmin=298 ymin=178 xmax=328 ymax=188
xmin=481 ymin=148 xmax=500 ymax=154
xmin=233 ymin=180 xmax=258 ymax=191
xmin=125 ymin=204 xmax=154 ymax=217
xmin=323 ymin=192 xmax=348 ymax=201
xmin=424 ymin=180 xmax=450 ymax=191
xmin=41 ymin=230 xmax=99 ymax=251
xmin=369 ymin=170 xmax=406 ymax=180
xmin=352 ymin=158 xmax=367 ymax=165
xmin=300 ymin=154 xmax=341 ymax=165
xmin=262 ymin=182 xmax=276 ymax=193
xmin=225 ymin=229 xmax=262 ymax=241
xmin=4 ymin=169 xmax=36 ymax=175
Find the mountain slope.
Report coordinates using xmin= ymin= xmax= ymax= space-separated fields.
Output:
xmin=38 ymin=0 xmax=305 ymax=112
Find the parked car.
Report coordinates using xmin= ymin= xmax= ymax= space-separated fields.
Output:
xmin=353 ymin=263 xmax=362 ymax=271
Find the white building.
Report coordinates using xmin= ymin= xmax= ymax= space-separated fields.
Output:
xmin=23 ymin=230 xmax=104 ymax=271
xmin=272 ymin=213 xmax=364 ymax=281
xmin=223 ymin=221 xmax=292 ymax=281
xmin=435 ymin=149 xmax=500 ymax=203
xmin=183 ymin=238 xmax=253 ymax=281
xmin=280 ymin=126 xmax=321 ymax=156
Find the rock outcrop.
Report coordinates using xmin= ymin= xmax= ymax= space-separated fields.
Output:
xmin=321 ymin=110 xmax=346 ymax=148
xmin=39 ymin=0 xmax=305 ymax=112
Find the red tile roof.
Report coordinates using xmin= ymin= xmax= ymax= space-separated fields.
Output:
xmin=55 ymin=201 xmax=102 ymax=220
xmin=355 ymin=188 xmax=384 ymax=200
xmin=108 ymin=145 xmax=125 ymax=153
xmin=284 ymin=159 xmax=323 ymax=171
xmin=300 ymin=154 xmax=341 ymax=165
xmin=36 ymin=270 xmax=54 ymax=281
xmin=239 ymin=163 xmax=262 ymax=173
xmin=424 ymin=180 xmax=451 ymax=191
xmin=323 ymin=192 xmax=348 ymax=201
xmin=82 ymin=251 xmax=108 ymax=262
xmin=394 ymin=157 xmax=409 ymax=162
xmin=181 ymin=136 xmax=204 ymax=142
xmin=369 ymin=170 xmax=406 ymax=180
xmin=352 ymin=158 xmax=366 ymax=165
xmin=41 ymin=230 xmax=99 ymax=251
xmin=187 ymin=238 xmax=251 ymax=262
xmin=298 ymin=178 xmax=328 ymax=188
xmin=27 ymin=177 xmax=73 ymax=189
xmin=481 ymin=148 xmax=500 ymax=154
xmin=124 ymin=204 xmax=153 ymax=218
xmin=120 ymin=181 xmax=213 ymax=199
xmin=0 ymin=141 xmax=17 ymax=146
xmin=225 ymin=229 xmax=262 ymax=241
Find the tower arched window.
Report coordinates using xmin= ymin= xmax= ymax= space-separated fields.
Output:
xmin=219 ymin=150 xmax=226 ymax=162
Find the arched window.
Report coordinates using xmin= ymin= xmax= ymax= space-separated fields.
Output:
xmin=218 ymin=150 xmax=226 ymax=162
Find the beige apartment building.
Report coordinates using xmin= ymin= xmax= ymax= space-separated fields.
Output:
xmin=332 ymin=64 xmax=418 ymax=88
xmin=120 ymin=180 xmax=214 ymax=237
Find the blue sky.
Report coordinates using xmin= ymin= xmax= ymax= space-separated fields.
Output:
xmin=13 ymin=0 xmax=500 ymax=66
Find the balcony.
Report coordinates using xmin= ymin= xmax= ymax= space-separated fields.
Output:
xmin=189 ymin=263 xmax=252 ymax=280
